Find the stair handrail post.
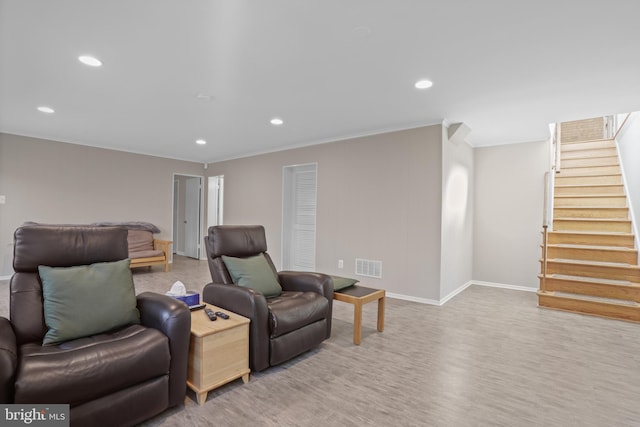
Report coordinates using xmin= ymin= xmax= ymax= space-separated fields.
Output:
xmin=542 ymin=225 xmax=548 ymax=292
xmin=555 ymin=122 xmax=562 ymax=173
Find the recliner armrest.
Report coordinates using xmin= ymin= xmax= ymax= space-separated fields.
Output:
xmin=0 ymin=317 xmax=17 ymax=403
xmin=278 ymin=271 xmax=334 ymax=301
xmin=278 ymin=272 xmax=333 ymax=340
xmin=137 ymin=292 xmax=191 ymax=407
xmin=202 ymin=282 xmax=270 ymax=371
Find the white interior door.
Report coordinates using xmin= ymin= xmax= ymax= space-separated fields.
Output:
xmin=184 ymin=176 xmax=201 ymax=259
xmin=283 ymin=163 xmax=317 ymax=271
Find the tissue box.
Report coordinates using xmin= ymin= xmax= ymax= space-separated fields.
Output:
xmin=172 ymin=291 xmax=200 ymax=307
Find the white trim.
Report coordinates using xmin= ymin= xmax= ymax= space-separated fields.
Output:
xmin=439 ymin=280 xmax=474 ymax=305
xmin=0 ymin=275 xmax=11 ymax=281
xmin=472 ymin=280 xmax=538 ymax=292
xmin=386 ymin=280 xmax=536 ymax=306
xmin=386 ymin=292 xmax=440 ymax=306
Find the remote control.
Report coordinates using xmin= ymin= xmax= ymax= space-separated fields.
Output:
xmin=215 ymin=311 xmax=230 ymax=319
xmin=189 ymin=303 xmax=206 ymax=311
xmin=204 ymin=308 xmax=217 ymax=321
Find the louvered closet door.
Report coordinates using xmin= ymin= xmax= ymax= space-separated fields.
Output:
xmin=283 ymin=163 xmax=317 ymax=271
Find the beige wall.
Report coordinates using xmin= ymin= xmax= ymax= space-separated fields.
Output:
xmin=208 ymin=125 xmax=444 ymax=300
xmin=440 ymin=126 xmax=474 ymax=299
xmin=616 ymin=112 xmax=640 ymax=248
xmin=1 ymin=127 xmax=550 ymax=300
xmin=0 ymin=133 xmax=204 ymax=277
xmin=473 ymin=140 xmax=548 ymax=289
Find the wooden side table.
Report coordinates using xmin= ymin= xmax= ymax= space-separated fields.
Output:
xmin=333 ymin=285 xmax=385 ymax=345
xmin=187 ymin=304 xmax=250 ymax=405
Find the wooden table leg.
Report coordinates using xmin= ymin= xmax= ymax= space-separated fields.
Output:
xmin=196 ymin=391 xmax=207 ymax=405
xmin=242 ymin=373 xmax=250 ymax=384
xmin=354 ymin=300 xmax=363 ymax=345
xmin=377 ymin=296 xmax=385 ymax=332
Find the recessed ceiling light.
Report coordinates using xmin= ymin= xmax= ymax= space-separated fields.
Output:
xmin=37 ymin=106 xmax=55 ymax=114
xmin=78 ymin=55 xmax=103 ymax=67
xmin=352 ymin=26 xmax=372 ymax=37
xmin=195 ymin=93 xmax=214 ymax=102
xmin=270 ymin=118 xmax=284 ymax=126
xmin=196 ymin=139 xmax=207 ymax=145
xmin=415 ymin=79 xmax=433 ymax=89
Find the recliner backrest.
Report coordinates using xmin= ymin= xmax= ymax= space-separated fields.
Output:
xmin=204 ymin=225 xmax=278 ymax=285
xmin=10 ymin=225 xmax=128 ymax=345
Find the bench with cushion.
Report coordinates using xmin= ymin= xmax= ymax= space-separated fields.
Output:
xmin=127 ymin=229 xmax=172 ymax=272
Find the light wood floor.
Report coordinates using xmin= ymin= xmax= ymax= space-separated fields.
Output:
xmin=3 ymin=257 xmax=640 ymax=426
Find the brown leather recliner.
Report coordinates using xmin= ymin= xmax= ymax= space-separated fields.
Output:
xmin=202 ymin=225 xmax=333 ymax=372
xmin=0 ymin=225 xmax=191 ymax=427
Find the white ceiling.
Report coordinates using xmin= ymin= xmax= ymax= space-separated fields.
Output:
xmin=2 ymin=1 xmax=640 ymax=163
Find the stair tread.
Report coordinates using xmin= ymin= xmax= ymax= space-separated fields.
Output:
xmin=549 ymin=230 xmax=634 ymax=236
xmin=555 ymin=184 xmax=622 ymax=189
xmin=554 ymin=217 xmax=630 ymax=222
xmin=546 ymin=258 xmax=638 ymax=268
xmin=546 ymin=243 xmax=637 ymax=252
xmin=538 ymin=290 xmax=640 ymax=307
xmin=560 ymin=154 xmax=618 ymax=160
xmin=541 ymin=274 xmax=636 ymax=286
xmin=554 ymin=206 xmax=628 ymax=209
xmin=555 ymin=194 xmax=625 ymax=198
xmin=560 ymin=138 xmax=615 ymax=143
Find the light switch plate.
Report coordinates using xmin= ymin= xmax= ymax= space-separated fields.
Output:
xmin=0 ymin=195 xmax=5 ymax=204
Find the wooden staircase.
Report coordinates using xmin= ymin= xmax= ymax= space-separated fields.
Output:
xmin=538 ymin=136 xmax=640 ymax=321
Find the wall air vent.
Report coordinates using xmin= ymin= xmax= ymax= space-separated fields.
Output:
xmin=355 ymin=258 xmax=382 ymax=279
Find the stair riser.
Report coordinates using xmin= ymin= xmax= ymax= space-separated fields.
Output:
xmin=545 ymin=246 xmax=638 ymax=264
xmin=540 ymin=277 xmax=640 ymax=302
xmin=538 ymin=293 xmax=640 ymax=322
xmin=548 ymin=233 xmax=635 ymax=248
xmin=561 ymin=140 xmax=616 ymax=151
xmin=544 ymin=262 xmax=640 ymax=283
xmin=561 ymin=148 xmax=618 ymax=159
xmin=561 ymin=156 xmax=619 ymax=168
xmin=556 ymin=166 xmax=621 ymax=176
xmin=553 ymin=207 xmax=629 ymax=219
xmin=555 ymin=175 xmax=622 ymax=186
xmin=553 ymin=220 xmax=631 ymax=233
xmin=554 ymin=196 xmax=627 ymax=207
xmin=554 ymin=185 xmax=624 ymax=196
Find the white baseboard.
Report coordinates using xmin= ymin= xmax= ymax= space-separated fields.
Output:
xmin=386 ymin=292 xmax=441 ymax=306
xmin=439 ymin=280 xmax=474 ymax=305
xmin=385 ymin=280 xmax=536 ymax=307
xmin=472 ymin=280 xmax=538 ymax=293
xmin=0 ymin=275 xmax=10 ymax=281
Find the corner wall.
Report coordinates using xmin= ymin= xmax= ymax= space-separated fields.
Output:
xmin=440 ymin=126 xmax=474 ymax=300
xmin=473 ymin=140 xmax=548 ymax=290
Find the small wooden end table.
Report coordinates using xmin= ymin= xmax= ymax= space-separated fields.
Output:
xmin=333 ymin=285 xmax=385 ymax=345
xmin=187 ymin=303 xmax=250 ymax=405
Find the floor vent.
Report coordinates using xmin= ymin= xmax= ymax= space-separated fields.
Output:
xmin=356 ymin=258 xmax=382 ymax=278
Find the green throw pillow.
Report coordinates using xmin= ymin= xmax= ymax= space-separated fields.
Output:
xmin=330 ymin=275 xmax=359 ymax=290
xmin=39 ymin=259 xmax=140 ymax=345
xmin=222 ymin=254 xmax=282 ymax=297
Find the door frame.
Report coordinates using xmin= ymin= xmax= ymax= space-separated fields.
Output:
xmin=172 ymin=173 xmax=205 ymax=260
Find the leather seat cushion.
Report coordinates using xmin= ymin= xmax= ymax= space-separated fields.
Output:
xmin=130 ymin=250 xmax=165 ymax=259
xmin=14 ymin=324 xmax=170 ymax=405
xmin=267 ymin=291 xmax=328 ymax=338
